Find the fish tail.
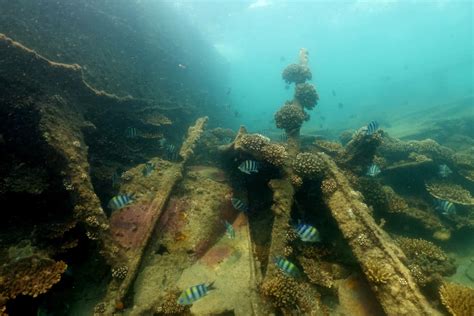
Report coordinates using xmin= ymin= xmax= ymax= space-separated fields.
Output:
xmin=207 ymin=281 xmax=216 ymax=291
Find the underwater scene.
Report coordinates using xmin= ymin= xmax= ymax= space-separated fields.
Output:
xmin=0 ymin=0 xmax=473 ymax=315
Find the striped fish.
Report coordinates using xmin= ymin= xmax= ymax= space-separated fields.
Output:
xmin=273 ymin=256 xmax=300 ymax=277
xmin=366 ymin=164 xmax=381 ymax=177
xmin=223 ymin=220 xmax=235 ymax=239
xmin=434 ymin=199 xmax=456 ymax=216
xmin=365 ymin=121 xmax=379 ymax=135
xmin=238 ymin=160 xmax=259 ymax=174
xmin=231 ymin=198 xmax=249 ymax=213
xmin=142 ymin=162 xmax=155 ymax=177
xmin=125 ymin=127 xmax=138 ymax=138
xmin=165 ymin=144 xmax=179 ymax=161
xmin=438 ymin=164 xmax=452 ymax=178
xmin=108 ymin=193 xmax=134 ymax=211
xmin=295 ymin=222 xmax=320 ymax=242
xmin=177 ymin=282 xmax=215 ymax=305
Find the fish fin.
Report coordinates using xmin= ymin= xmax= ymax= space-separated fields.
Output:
xmin=207 ymin=281 xmax=216 ymax=291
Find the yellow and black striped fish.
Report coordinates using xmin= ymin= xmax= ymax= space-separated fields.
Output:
xmin=273 ymin=256 xmax=300 ymax=277
xmin=108 ymin=193 xmax=134 ymax=211
xmin=177 ymin=282 xmax=215 ymax=305
xmin=295 ymin=222 xmax=320 ymax=242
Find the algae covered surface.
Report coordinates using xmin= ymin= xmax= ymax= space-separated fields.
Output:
xmin=1 ymin=1 xmax=473 ymax=316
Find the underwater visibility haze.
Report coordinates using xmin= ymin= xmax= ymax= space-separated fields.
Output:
xmin=0 ymin=0 xmax=473 ymax=315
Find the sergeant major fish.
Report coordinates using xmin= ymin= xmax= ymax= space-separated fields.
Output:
xmin=274 ymin=256 xmax=300 ymax=277
xmin=231 ymin=198 xmax=249 ymax=213
xmin=438 ymin=164 xmax=452 ymax=178
xmin=238 ymin=160 xmax=259 ymax=174
xmin=142 ymin=162 xmax=155 ymax=177
xmin=364 ymin=121 xmax=379 ymax=136
xmin=434 ymin=199 xmax=456 ymax=216
xmin=295 ymin=222 xmax=320 ymax=242
xmin=223 ymin=220 xmax=235 ymax=239
xmin=177 ymin=282 xmax=215 ymax=305
xmin=366 ymin=164 xmax=381 ymax=177
xmin=108 ymin=193 xmax=134 ymax=211
xmin=125 ymin=127 xmax=138 ymax=138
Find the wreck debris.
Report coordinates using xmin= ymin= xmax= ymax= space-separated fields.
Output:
xmin=318 ymin=153 xmax=441 ymax=315
xmin=99 ymin=117 xmax=208 ymax=313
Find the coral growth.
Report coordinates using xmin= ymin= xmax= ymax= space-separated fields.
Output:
xmin=240 ymin=133 xmax=270 ymax=151
xmin=0 ymin=255 xmax=67 ymax=300
xmin=154 ymin=288 xmax=191 ymax=315
xmin=295 ymin=83 xmax=319 ymax=110
xmin=282 ymin=64 xmax=312 ymax=84
xmin=299 ymin=257 xmax=335 ymax=289
xmin=364 ymin=262 xmax=392 ymax=285
xmin=261 ymin=144 xmax=288 ymax=167
xmin=321 ymin=178 xmax=337 ymax=196
xmin=425 ymin=179 xmax=474 ymax=205
xmin=439 ymin=282 xmax=474 ymax=316
xmin=291 ymin=175 xmax=303 ymax=188
xmin=261 ymin=273 xmax=298 ymax=309
xmin=396 ymin=236 xmax=455 ymax=286
xmin=274 ymin=103 xmax=308 ymax=134
xmin=293 ymin=152 xmax=324 ymax=179
xmin=111 ymin=265 xmax=128 ymax=280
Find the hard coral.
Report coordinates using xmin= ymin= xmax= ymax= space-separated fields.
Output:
xmin=261 ymin=273 xmax=299 ymax=309
xmin=240 ymin=133 xmax=270 ymax=152
xmin=293 ymin=152 xmax=324 ymax=179
xmin=364 ymin=262 xmax=392 ymax=285
xmin=275 ymin=103 xmax=308 ymax=134
xmin=155 ymin=288 xmax=190 ymax=315
xmin=396 ymin=236 xmax=455 ymax=286
xmin=111 ymin=265 xmax=128 ymax=280
xmin=299 ymin=257 xmax=335 ymax=289
xmin=291 ymin=175 xmax=303 ymax=188
xmin=261 ymin=144 xmax=288 ymax=167
xmin=425 ymin=179 xmax=474 ymax=205
xmin=321 ymin=178 xmax=337 ymax=196
xmin=282 ymin=64 xmax=312 ymax=84
xmin=295 ymin=83 xmax=319 ymax=110
xmin=439 ymin=282 xmax=474 ymax=316
xmin=0 ymin=255 xmax=67 ymax=300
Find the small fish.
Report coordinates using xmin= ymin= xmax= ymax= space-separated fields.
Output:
xmin=338 ymin=102 xmax=344 ymax=109
xmin=111 ymin=170 xmax=122 ymax=188
xmin=108 ymin=193 xmax=134 ymax=211
xmin=234 ymin=110 xmax=240 ymax=118
xmin=165 ymin=144 xmax=179 ymax=161
xmin=223 ymin=220 xmax=235 ymax=239
xmin=366 ymin=164 xmax=381 ymax=177
xmin=238 ymin=160 xmax=259 ymax=174
xmin=365 ymin=121 xmax=379 ymax=135
xmin=434 ymin=199 xmax=456 ymax=216
xmin=332 ymin=89 xmax=336 ymax=96
xmin=177 ymin=282 xmax=215 ymax=305
xmin=279 ymin=133 xmax=288 ymax=142
xmin=295 ymin=222 xmax=320 ymax=242
xmin=178 ymin=63 xmax=187 ymax=69
xmin=125 ymin=127 xmax=138 ymax=138
xmin=274 ymin=256 xmax=300 ymax=277
xmin=142 ymin=162 xmax=155 ymax=177
xmin=438 ymin=164 xmax=452 ymax=178
xmin=222 ymin=137 xmax=232 ymax=144
xmin=231 ymin=198 xmax=249 ymax=213
xmin=226 ymin=87 xmax=232 ymax=95
xmin=158 ymin=138 xmax=167 ymax=148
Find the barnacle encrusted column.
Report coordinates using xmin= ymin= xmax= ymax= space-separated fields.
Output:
xmin=318 ymin=152 xmax=441 ymax=315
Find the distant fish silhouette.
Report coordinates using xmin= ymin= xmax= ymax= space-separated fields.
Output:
xmin=332 ymin=89 xmax=336 ymax=96
xmin=338 ymin=102 xmax=344 ymax=109
xmin=364 ymin=121 xmax=379 ymax=135
xmin=226 ymin=87 xmax=232 ymax=95
xmin=234 ymin=111 xmax=240 ymax=118
xmin=178 ymin=63 xmax=187 ymax=69
xmin=366 ymin=164 xmax=381 ymax=177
